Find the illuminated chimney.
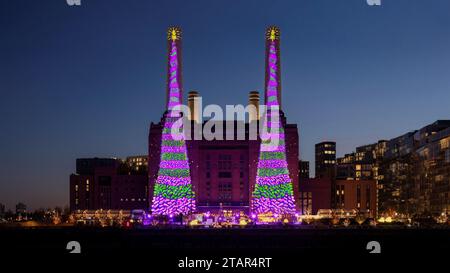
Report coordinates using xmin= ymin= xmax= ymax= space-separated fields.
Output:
xmin=248 ymin=91 xmax=260 ymax=122
xmin=188 ymin=91 xmax=200 ymax=123
xmin=264 ymin=26 xmax=282 ymax=109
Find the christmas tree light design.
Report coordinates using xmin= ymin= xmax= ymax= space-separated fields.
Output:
xmin=252 ymin=27 xmax=296 ymax=215
xmin=151 ymin=27 xmax=196 ymax=215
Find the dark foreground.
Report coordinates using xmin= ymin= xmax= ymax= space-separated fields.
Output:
xmin=1 ymin=226 xmax=448 ymax=253
xmin=1 ymin=227 xmax=448 ymax=269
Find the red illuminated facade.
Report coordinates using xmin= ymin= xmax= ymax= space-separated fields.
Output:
xmin=148 ymin=120 xmax=299 ymax=213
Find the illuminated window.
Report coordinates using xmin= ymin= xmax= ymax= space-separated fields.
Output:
xmin=357 ymin=185 xmax=361 ymax=208
xmin=440 ymin=138 xmax=449 ymax=150
xmin=299 ymin=192 xmax=313 ymax=215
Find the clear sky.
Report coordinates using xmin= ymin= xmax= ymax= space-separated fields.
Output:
xmin=1 ymin=0 xmax=449 ymax=210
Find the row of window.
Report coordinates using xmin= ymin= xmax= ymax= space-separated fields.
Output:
xmin=75 ymin=197 xmax=146 ymax=203
xmin=205 ymin=171 xmax=245 ymax=178
xmin=75 ymin=183 xmax=141 ymax=192
xmin=120 ymin=198 xmax=146 ymax=202
xmin=323 ymin=160 xmax=336 ymax=164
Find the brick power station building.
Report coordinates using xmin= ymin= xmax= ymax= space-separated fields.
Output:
xmin=69 ymin=27 xmax=378 ymax=216
xmin=148 ymin=108 xmax=299 ymax=213
xmin=70 ymin=27 xmax=300 ymax=213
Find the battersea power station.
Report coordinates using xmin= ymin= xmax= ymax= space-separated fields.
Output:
xmin=70 ymin=26 xmax=304 ymax=219
xmin=149 ymin=26 xmax=298 ymax=216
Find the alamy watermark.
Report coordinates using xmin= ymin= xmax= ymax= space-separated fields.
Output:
xmin=66 ymin=0 xmax=81 ymax=6
xmin=167 ymin=99 xmax=282 ymax=150
xmin=366 ymin=0 xmax=381 ymax=6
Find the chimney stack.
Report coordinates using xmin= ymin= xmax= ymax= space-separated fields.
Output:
xmin=248 ymin=91 xmax=260 ymax=122
xmin=188 ymin=91 xmax=200 ymax=123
